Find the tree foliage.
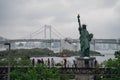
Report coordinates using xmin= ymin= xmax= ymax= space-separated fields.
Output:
xmin=102 ymin=51 xmax=120 ymax=80
xmin=10 ymin=64 xmax=60 ymax=80
xmin=4 ymin=55 xmax=74 ymax=80
xmin=0 ymin=48 xmax=54 ymax=58
xmin=0 ymin=48 xmax=101 ymax=58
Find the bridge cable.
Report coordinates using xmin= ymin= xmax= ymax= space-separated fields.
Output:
xmin=52 ymin=27 xmax=66 ymax=39
xmin=21 ymin=26 xmax=44 ymax=39
xmin=31 ymin=30 xmax=44 ymax=39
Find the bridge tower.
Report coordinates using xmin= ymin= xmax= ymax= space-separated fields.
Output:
xmin=44 ymin=25 xmax=52 ymax=50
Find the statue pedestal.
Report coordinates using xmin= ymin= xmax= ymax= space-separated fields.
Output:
xmin=76 ymin=57 xmax=96 ymax=68
xmin=75 ymin=57 xmax=96 ymax=80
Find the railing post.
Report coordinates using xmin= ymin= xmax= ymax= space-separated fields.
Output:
xmin=4 ymin=43 xmax=11 ymax=80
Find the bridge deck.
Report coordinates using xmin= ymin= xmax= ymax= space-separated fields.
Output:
xmin=0 ymin=39 xmax=120 ymax=44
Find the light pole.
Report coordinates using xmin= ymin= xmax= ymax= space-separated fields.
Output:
xmin=4 ymin=43 xmax=11 ymax=80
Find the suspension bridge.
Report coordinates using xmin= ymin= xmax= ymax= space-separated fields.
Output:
xmin=0 ymin=25 xmax=120 ymax=52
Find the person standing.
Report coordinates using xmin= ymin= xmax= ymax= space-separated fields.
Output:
xmin=51 ymin=58 xmax=54 ymax=67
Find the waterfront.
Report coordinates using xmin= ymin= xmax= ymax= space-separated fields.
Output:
xmin=30 ymin=50 xmax=116 ymax=67
xmin=92 ymin=50 xmax=115 ymax=64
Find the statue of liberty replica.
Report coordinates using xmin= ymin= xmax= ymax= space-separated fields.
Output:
xmin=75 ymin=14 xmax=96 ymax=80
xmin=77 ymin=14 xmax=93 ymax=57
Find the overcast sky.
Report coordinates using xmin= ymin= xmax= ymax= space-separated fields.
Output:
xmin=0 ymin=0 xmax=120 ymax=39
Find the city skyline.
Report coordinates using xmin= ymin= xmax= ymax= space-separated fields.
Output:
xmin=0 ymin=0 xmax=120 ymax=39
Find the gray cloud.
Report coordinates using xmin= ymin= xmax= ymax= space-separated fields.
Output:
xmin=0 ymin=0 xmax=120 ymax=39
xmin=96 ymin=0 xmax=119 ymax=8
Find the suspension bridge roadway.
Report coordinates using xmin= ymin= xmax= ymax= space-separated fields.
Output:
xmin=0 ymin=38 xmax=120 ymax=44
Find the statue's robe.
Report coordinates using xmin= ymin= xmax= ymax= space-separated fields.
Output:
xmin=79 ymin=28 xmax=90 ymax=57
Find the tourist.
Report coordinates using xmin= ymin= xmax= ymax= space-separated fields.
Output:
xmin=47 ymin=58 xmax=50 ymax=67
xmin=32 ymin=58 xmax=35 ymax=66
xmin=51 ymin=58 xmax=54 ymax=68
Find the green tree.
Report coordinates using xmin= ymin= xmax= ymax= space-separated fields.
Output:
xmin=102 ymin=51 xmax=120 ymax=80
xmin=10 ymin=64 xmax=60 ymax=80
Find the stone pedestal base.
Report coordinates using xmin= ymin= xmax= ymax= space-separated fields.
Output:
xmin=76 ymin=57 xmax=96 ymax=68
xmin=75 ymin=57 xmax=96 ymax=80
xmin=75 ymin=74 xmax=94 ymax=80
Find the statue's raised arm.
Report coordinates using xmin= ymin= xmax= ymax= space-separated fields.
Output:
xmin=77 ymin=14 xmax=82 ymax=31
